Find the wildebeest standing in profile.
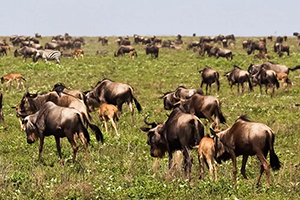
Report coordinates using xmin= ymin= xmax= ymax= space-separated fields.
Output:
xmin=114 ymin=45 xmax=137 ymax=58
xmin=145 ymin=44 xmax=159 ymax=58
xmin=14 ymin=46 xmax=37 ymax=61
xmin=210 ymin=115 xmax=281 ymax=186
xmin=85 ymin=79 xmax=142 ymax=124
xmin=224 ymin=65 xmax=253 ymax=93
xmin=140 ymin=109 xmax=205 ymax=181
xmin=97 ymin=103 xmax=120 ymax=136
xmin=22 ymin=101 xmax=91 ymax=165
xmin=199 ymin=66 xmax=220 ymax=94
xmin=251 ymin=68 xmax=279 ymax=97
xmin=1 ymin=73 xmax=26 ymax=90
xmin=247 ymin=41 xmax=267 ymax=54
xmin=209 ymin=47 xmax=233 ymax=60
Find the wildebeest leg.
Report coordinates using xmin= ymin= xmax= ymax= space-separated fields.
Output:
xmin=78 ymin=132 xmax=90 ymax=161
xmin=182 ymin=146 xmax=192 ymax=181
xmin=229 ymin=150 xmax=237 ymax=184
xmin=198 ymin=152 xmax=205 ymax=180
xmin=241 ymin=83 xmax=245 ymax=93
xmin=55 ymin=136 xmax=64 ymax=165
xmin=241 ymin=155 xmax=249 ymax=179
xmin=109 ymin=116 xmax=119 ymax=136
xmin=237 ymin=83 xmax=240 ymax=93
xmin=214 ymin=161 xmax=218 ymax=181
xmin=38 ymin=136 xmax=45 ymax=163
xmin=205 ymin=84 xmax=209 ymax=95
xmin=102 ymin=116 xmax=108 ymax=133
xmin=0 ymin=109 xmax=7 ymax=130
xmin=128 ymin=101 xmax=134 ymax=124
xmin=255 ymin=151 xmax=271 ymax=186
xmin=200 ymin=81 xmax=204 ymax=90
xmin=260 ymin=85 xmax=263 ymax=94
xmin=66 ymin=134 xmax=78 ymax=164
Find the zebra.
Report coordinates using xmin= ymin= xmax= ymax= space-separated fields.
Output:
xmin=33 ymin=49 xmax=61 ymax=64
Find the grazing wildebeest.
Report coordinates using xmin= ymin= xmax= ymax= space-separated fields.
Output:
xmin=1 ymin=73 xmax=26 ymax=90
xmin=252 ymin=68 xmax=280 ymax=97
xmin=22 ymin=101 xmax=91 ymax=164
xmin=0 ymin=92 xmax=7 ymax=130
xmin=52 ymin=83 xmax=87 ymax=104
xmin=209 ymin=47 xmax=233 ymax=60
xmin=199 ymin=66 xmax=220 ymax=94
xmin=210 ymin=115 xmax=281 ymax=186
xmin=29 ymin=42 xmax=43 ymax=49
xmin=186 ymin=41 xmax=200 ymax=50
xmin=97 ymin=103 xmax=120 ymax=136
xmin=224 ymin=65 xmax=253 ymax=93
xmin=0 ymin=46 xmax=7 ymax=56
xmin=242 ymin=39 xmax=252 ymax=49
xmin=57 ymin=40 xmax=72 ymax=50
xmin=200 ymin=36 xmax=215 ymax=44
xmin=274 ymin=43 xmax=290 ymax=56
xmin=140 ymin=109 xmax=205 ymax=181
xmin=247 ymin=41 xmax=267 ymax=54
xmin=45 ymin=42 xmax=60 ymax=50
xmin=85 ymin=79 xmax=142 ymax=124
xmin=249 ymin=62 xmax=300 ymax=75
xmin=17 ymin=91 xmax=103 ymax=143
xmin=225 ymin=34 xmax=235 ymax=41
xmin=98 ymin=36 xmax=108 ymax=46
xmin=173 ymin=93 xmax=226 ymax=129
xmin=145 ymin=44 xmax=159 ymax=58
xmin=14 ymin=46 xmax=37 ymax=61
xmin=33 ymin=49 xmax=61 ymax=64
xmin=276 ymin=36 xmax=283 ymax=43
xmin=114 ymin=45 xmax=137 ymax=58
xmin=196 ymin=135 xmax=218 ymax=181
xmin=267 ymin=35 xmax=273 ymax=41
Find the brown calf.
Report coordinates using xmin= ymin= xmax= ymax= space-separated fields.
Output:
xmin=73 ymin=49 xmax=84 ymax=60
xmin=97 ymin=103 xmax=120 ymax=136
xmin=254 ymin=52 xmax=270 ymax=60
xmin=129 ymin=50 xmax=135 ymax=60
xmin=197 ymin=136 xmax=218 ymax=181
xmin=1 ymin=73 xmax=26 ymax=90
xmin=276 ymin=72 xmax=292 ymax=87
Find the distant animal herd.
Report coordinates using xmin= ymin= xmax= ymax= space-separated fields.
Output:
xmin=1 ymin=31 xmax=300 ymax=187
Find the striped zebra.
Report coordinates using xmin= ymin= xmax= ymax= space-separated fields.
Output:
xmin=33 ymin=49 xmax=61 ymax=64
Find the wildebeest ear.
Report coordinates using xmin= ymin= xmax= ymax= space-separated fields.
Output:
xmin=140 ymin=127 xmax=151 ymax=132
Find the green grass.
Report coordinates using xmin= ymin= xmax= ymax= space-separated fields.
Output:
xmin=0 ymin=35 xmax=300 ymax=199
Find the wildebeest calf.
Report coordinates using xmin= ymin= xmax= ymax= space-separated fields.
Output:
xmin=97 ymin=103 xmax=120 ymax=136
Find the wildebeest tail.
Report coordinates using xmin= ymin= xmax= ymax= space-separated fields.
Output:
xmin=82 ymin=112 xmax=103 ymax=143
xmin=215 ymin=100 xmax=226 ymax=124
xmin=215 ymin=72 xmax=220 ymax=91
xmin=77 ymin=113 xmax=90 ymax=144
xmin=290 ymin=65 xmax=300 ymax=71
xmin=129 ymin=87 xmax=142 ymax=112
xmin=192 ymin=116 xmax=204 ymax=146
xmin=267 ymin=130 xmax=281 ymax=170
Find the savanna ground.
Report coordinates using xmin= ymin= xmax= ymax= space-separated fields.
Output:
xmin=0 ymin=35 xmax=300 ymax=199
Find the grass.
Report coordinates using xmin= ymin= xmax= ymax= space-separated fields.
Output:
xmin=0 ymin=35 xmax=300 ymax=199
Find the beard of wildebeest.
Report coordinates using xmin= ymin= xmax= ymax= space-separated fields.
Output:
xmin=149 ymin=131 xmax=168 ymax=158
xmin=23 ymin=117 xmax=39 ymax=144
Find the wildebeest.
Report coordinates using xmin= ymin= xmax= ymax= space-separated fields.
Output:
xmin=96 ymin=50 xmax=108 ymax=55
xmin=274 ymin=43 xmax=290 ymax=56
xmin=114 ymin=45 xmax=137 ymax=58
xmin=22 ymin=101 xmax=91 ymax=164
xmin=196 ymin=136 xmax=218 ymax=181
xmin=222 ymin=39 xmax=228 ymax=48
xmin=254 ymin=52 xmax=270 ymax=60
xmin=173 ymin=93 xmax=226 ymax=129
xmin=35 ymin=33 xmax=41 ymax=38
xmin=98 ymin=36 xmax=108 ymax=46
xmin=199 ymin=66 xmax=220 ymax=94
xmin=145 ymin=44 xmax=159 ymax=58
xmin=248 ymin=62 xmax=300 ymax=75
xmin=17 ymin=91 xmax=103 ymax=143
xmin=1 ymin=73 xmax=26 ymax=90
xmin=52 ymin=83 xmax=87 ymax=104
xmin=186 ymin=41 xmax=200 ymax=50
xmin=252 ymin=68 xmax=279 ymax=97
xmin=276 ymin=72 xmax=292 ymax=88
xmin=210 ymin=115 xmax=281 ymax=186
xmin=199 ymin=42 xmax=213 ymax=56
xmin=85 ymin=79 xmax=142 ymax=124
xmin=224 ymin=65 xmax=253 ymax=93
xmin=225 ymin=34 xmax=235 ymax=41
xmin=97 ymin=103 xmax=120 ymax=136
xmin=247 ymin=41 xmax=267 ymax=54
xmin=209 ymin=47 xmax=233 ymax=60
xmin=140 ymin=109 xmax=205 ymax=181
xmin=45 ymin=42 xmax=60 ymax=50
xmin=0 ymin=46 xmax=7 ymax=56
xmin=14 ymin=46 xmax=37 ymax=61
xmin=242 ymin=39 xmax=252 ymax=49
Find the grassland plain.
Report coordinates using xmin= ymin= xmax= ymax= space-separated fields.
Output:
xmin=0 ymin=35 xmax=300 ymax=199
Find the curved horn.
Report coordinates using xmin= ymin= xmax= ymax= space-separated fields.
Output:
xmin=144 ymin=115 xmax=157 ymax=128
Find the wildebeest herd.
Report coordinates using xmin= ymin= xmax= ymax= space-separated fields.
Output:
xmin=2 ymin=32 xmax=300 ymax=188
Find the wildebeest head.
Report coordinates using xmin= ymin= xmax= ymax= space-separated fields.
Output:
xmin=140 ymin=116 xmax=167 ymax=158
xmin=33 ymin=50 xmax=41 ymax=62
xmin=248 ymin=64 xmax=262 ymax=75
xmin=22 ymin=115 xmax=39 ymax=144
xmin=159 ymin=91 xmax=179 ymax=110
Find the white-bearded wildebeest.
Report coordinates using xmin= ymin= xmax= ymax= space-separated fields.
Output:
xmin=209 ymin=47 xmax=233 ymax=60
xmin=14 ymin=46 xmax=37 ymax=61
xmin=85 ymin=79 xmax=142 ymax=124
xmin=199 ymin=66 xmax=220 ymax=94
xmin=17 ymin=91 xmax=103 ymax=143
xmin=22 ymin=101 xmax=91 ymax=165
xmin=224 ymin=65 xmax=253 ymax=93
xmin=251 ymin=69 xmax=280 ymax=97
xmin=186 ymin=41 xmax=200 ymax=50
xmin=274 ymin=43 xmax=290 ymax=57
xmin=114 ymin=45 xmax=137 ymax=58
xmin=210 ymin=115 xmax=281 ymax=186
xmin=140 ymin=109 xmax=205 ymax=181
xmin=248 ymin=62 xmax=300 ymax=75
xmin=145 ymin=44 xmax=159 ymax=58
xmin=247 ymin=41 xmax=267 ymax=54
